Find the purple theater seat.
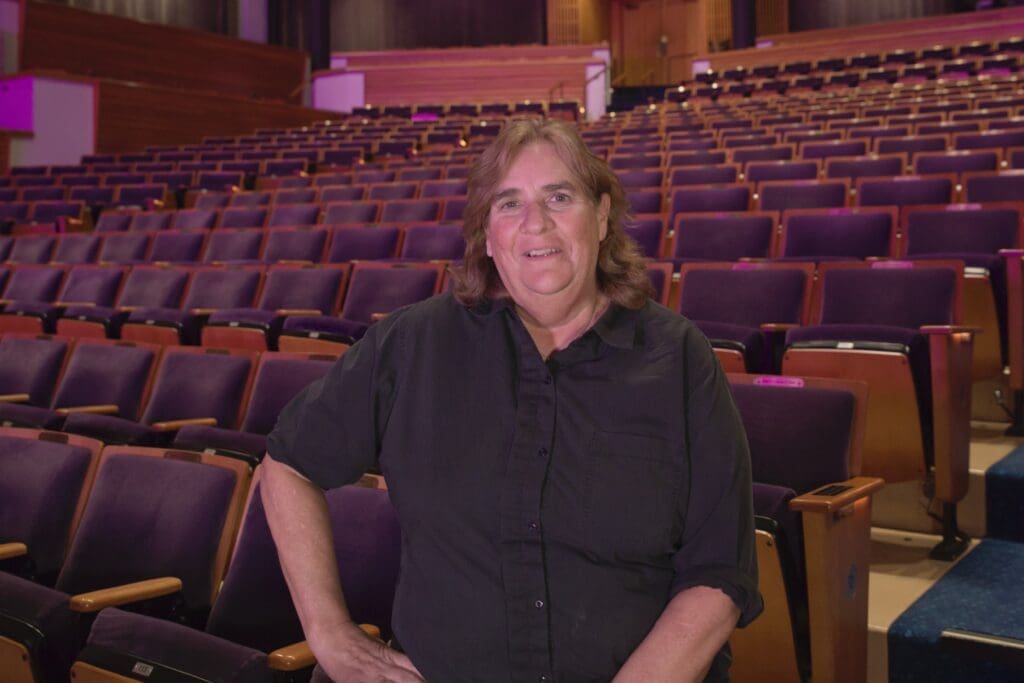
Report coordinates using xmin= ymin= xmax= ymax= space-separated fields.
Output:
xmin=955 ymin=129 xmax=1024 ymax=151
xmin=0 ymin=429 xmax=101 ymax=585
xmin=203 ymin=229 xmax=265 ymax=263
xmin=174 ymin=351 xmax=336 ymax=461
xmin=876 ymin=135 xmax=947 ymax=159
xmin=758 ymin=180 xmax=847 ymax=211
xmin=399 ymin=224 xmax=465 ymax=261
xmin=321 ymin=184 xmax=367 ymax=202
xmin=116 ymin=184 xmax=167 ymax=209
xmin=779 ymin=208 xmax=894 ymax=260
xmin=624 ymin=216 xmax=666 ymax=259
xmin=667 ymin=150 xmax=728 ymax=167
xmin=670 ymin=184 xmax=751 ymax=218
xmin=58 ymin=266 xmax=187 ymax=338
xmin=123 ymin=267 xmax=262 ymax=345
xmin=219 ymin=206 xmax=267 ymax=229
xmin=672 ymin=212 xmax=775 ymax=263
xmin=1 ymin=265 xmax=65 ymax=304
xmin=824 ymin=155 xmax=904 ymax=181
xmin=202 ymin=265 xmax=349 ymax=349
xmin=615 ymin=169 xmax=663 ymax=189
xmin=171 ymin=208 xmax=218 ymax=230
xmin=0 ymin=334 xmax=71 ymax=408
xmin=148 ymin=230 xmax=206 ymax=263
xmin=326 ymin=226 xmax=401 ymax=262
xmin=262 ymin=227 xmax=329 ymax=263
xmin=0 ymin=340 xmax=158 ymax=431
xmin=732 ymin=146 xmax=793 ymax=166
xmin=281 ymin=264 xmax=441 ymax=343
xmin=963 ymin=171 xmax=1024 ymax=203
xmin=74 ymin=484 xmax=399 ymax=681
xmin=226 ymin=191 xmax=270 ymax=207
xmin=368 ymin=182 xmax=419 ymax=201
xmin=323 ymin=200 xmax=381 ymax=225
xmin=7 ymin=235 xmax=55 ymax=264
xmin=420 ymin=179 xmax=467 ymax=198
xmin=668 ymin=165 xmax=739 ymax=186
xmin=398 ymin=167 xmax=443 ymax=182
xmin=0 ymin=447 xmax=247 ymax=682
xmin=625 ymin=189 xmax=664 ymax=214
xmin=380 ymin=199 xmax=441 ymax=223
xmin=21 ymin=186 xmax=66 ymax=202
xmin=267 ymin=203 xmax=321 ymax=228
xmin=914 ymin=151 xmax=999 ymax=176
xmin=678 ymin=266 xmax=810 ymax=373
xmin=856 ymin=175 xmax=953 ymax=207
xmin=127 ymin=211 xmax=172 ymax=232
xmin=355 ymin=170 xmax=396 ymax=184
xmin=62 ymin=347 xmax=257 ymax=444
xmin=0 ymin=264 xmax=124 ymax=334
xmin=52 ymin=233 xmax=102 ymax=265
xmin=746 ymin=160 xmax=819 ymax=184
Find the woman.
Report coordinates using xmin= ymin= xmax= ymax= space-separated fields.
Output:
xmin=262 ymin=119 xmax=761 ymax=682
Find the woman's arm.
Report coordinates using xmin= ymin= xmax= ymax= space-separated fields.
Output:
xmin=613 ymin=585 xmax=739 ymax=682
xmin=261 ymin=454 xmax=423 ymax=682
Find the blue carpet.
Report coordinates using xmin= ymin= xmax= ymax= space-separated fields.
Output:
xmin=888 ymin=539 xmax=1024 ymax=682
xmin=986 ymin=444 xmax=1024 ymax=542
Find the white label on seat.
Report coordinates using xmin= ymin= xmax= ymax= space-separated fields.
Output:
xmin=132 ymin=662 xmax=155 ymax=677
xmin=838 ymin=342 xmax=855 ymax=349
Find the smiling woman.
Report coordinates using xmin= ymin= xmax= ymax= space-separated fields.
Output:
xmin=261 ymin=117 xmax=761 ymax=683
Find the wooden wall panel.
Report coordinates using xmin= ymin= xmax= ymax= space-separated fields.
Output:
xmin=616 ymin=0 xmax=706 ymax=86
xmin=337 ymin=44 xmax=604 ymax=67
xmin=352 ymin=58 xmax=601 ymax=107
xmin=22 ymin=1 xmax=307 ymax=103
xmin=548 ymin=0 xmax=582 ymax=45
xmin=96 ymin=80 xmax=333 ymax=154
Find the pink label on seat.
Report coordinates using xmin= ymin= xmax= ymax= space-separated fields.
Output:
xmin=871 ymin=260 xmax=913 ymax=269
xmin=753 ymin=376 xmax=805 ymax=387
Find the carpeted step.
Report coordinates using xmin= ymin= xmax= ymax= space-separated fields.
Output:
xmin=887 ymin=539 xmax=1024 ymax=682
xmin=986 ymin=445 xmax=1024 ymax=543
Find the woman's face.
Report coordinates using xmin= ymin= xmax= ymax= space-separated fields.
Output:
xmin=484 ymin=141 xmax=609 ymax=313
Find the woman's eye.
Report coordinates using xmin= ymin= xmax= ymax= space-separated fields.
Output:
xmin=550 ymin=192 xmax=571 ymax=203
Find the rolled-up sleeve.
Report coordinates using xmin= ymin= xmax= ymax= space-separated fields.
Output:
xmin=266 ymin=316 xmax=402 ymax=490
xmin=670 ymin=330 xmax=763 ymax=627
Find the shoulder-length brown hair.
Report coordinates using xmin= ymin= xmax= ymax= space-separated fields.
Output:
xmin=450 ymin=118 xmax=652 ymax=309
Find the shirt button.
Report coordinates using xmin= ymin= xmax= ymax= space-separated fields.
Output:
xmin=543 ymin=375 xmax=552 ymax=384
xmin=540 ymin=677 xmax=552 ymax=682
xmin=528 ymin=521 xmax=539 ymax=532
xmin=534 ymin=599 xmax=545 ymax=609
xmin=537 ymin=447 xmax=548 ymax=458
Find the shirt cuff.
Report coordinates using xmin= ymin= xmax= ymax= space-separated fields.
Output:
xmin=671 ymin=565 xmax=764 ymax=628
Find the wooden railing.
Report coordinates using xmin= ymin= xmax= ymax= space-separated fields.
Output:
xmin=335 ymin=44 xmax=606 ymax=68
xmin=21 ymin=1 xmax=308 ymax=104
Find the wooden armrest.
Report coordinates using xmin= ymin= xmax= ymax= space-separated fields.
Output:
xmin=759 ymin=322 xmax=797 ymax=332
xmin=150 ymin=417 xmax=217 ymax=432
xmin=117 ymin=306 xmax=139 ymax=313
xmin=55 ymin=404 xmax=119 ymax=416
xmin=919 ymin=325 xmax=979 ymax=335
xmin=276 ymin=259 xmax=314 ymax=266
xmin=0 ymin=393 xmax=31 ymax=403
xmin=275 ymin=308 xmax=322 ymax=317
xmin=790 ymin=476 xmax=884 ymax=514
xmin=266 ymin=624 xmax=382 ymax=672
xmin=267 ymin=641 xmax=315 ymax=672
xmin=189 ymin=308 xmax=217 ymax=316
xmin=0 ymin=299 xmax=9 ymax=306
xmin=54 ymin=301 xmax=94 ymax=308
xmin=0 ymin=542 xmax=28 ymax=560
xmin=370 ymin=312 xmax=389 ymax=322
xmin=69 ymin=577 xmax=182 ymax=613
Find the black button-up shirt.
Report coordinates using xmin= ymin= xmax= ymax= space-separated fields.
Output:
xmin=268 ymin=292 xmax=761 ymax=682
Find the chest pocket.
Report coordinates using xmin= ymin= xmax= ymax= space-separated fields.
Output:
xmin=585 ymin=430 xmax=682 ymax=560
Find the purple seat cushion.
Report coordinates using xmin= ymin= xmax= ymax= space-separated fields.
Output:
xmin=282 ymin=315 xmax=366 ymax=342
xmin=0 ymin=403 xmax=64 ymax=430
xmin=206 ymin=308 xmax=279 ymax=328
xmin=85 ymin=608 xmax=271 ymax=682
xmin=61 ymin=412 xmax=156 ymax=445
xmin=0 ymin=572 xmax=80 ymax=682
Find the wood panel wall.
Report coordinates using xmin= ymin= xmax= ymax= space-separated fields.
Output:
xmin=349 ymin=57 xmax=601 ymax=107
xmin=21 ymin=1 xmax=307 ymax=103
xmin=337 ymin=44 xmax=605 ymax=67
xmin=612 ymin=0 xmax=707 ymax=86
xmin=96 ymin=80 xmax=333 ymax=154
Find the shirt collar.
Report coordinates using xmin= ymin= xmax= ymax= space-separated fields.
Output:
xmin=476 ymin=296 xmax=643 ymax=351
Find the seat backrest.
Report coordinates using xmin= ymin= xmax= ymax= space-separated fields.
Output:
xmin=139 ymin=347 xmax=257 ymax=429
xmin=116 ymin=267 xmax=189 ymax=309
xmin=818 ymin=265 xmax=957 ymax=328
xmin=148 ymin=230 xmax=206 ymax=263
xmin=0 ymin=428 xmax=103 ymax=583
xmin=2 ymin=265 xmax=65 ymax=303
xmin=98 ymin=232 xmax=151 ymax=263
xmin=203 ymin=229 xmax=264 ymax=263
xmin=327 ymin=226 xmax=401 ymax=262
xmin=258 ymin=265 xmax=348 ymax=314
xmin=240 ymin=352 xmax=336 ymax=434
xmin=673 ymin=212 xmax=774 ymax=261
xmin=678 ymin=266 xmax=810 ymax=327
xmin=51 ymin=340 xmax=160 ymax=420
xmin=8 ymin=235 xmax=55 ymax=264
xmin=267 ymin=203 xmax=321 ymax=228
xmin=758 ymin=180 xmax=847 ymax=211
xmin=0 ymin=334 xmax=72 ymax=407
xmin=380 ymin=199 xmax=441 ymax=223
xmin=323 ymin=201 xmax=381 ymax=224
xmin=624 ymin=216 xmax=666 ymax=259
xmin=780 ymin=209 xmax=894 ymax=259
xmin=262 ymin=227 xmax=329 ymax=263
xmin=58 ymin=265 xmax=125 ymax=307
xmin=340 ymin=264 xmax=442 ymax=324
xmin=181 ymin=267 xmax=262 ymax=310
xmin=52 ymin=233 xmax=102 ymax=265
xmin=219 ymin=206 xmax=268 ymax=229
xmin=127 ymin=211 xmax=173 ymax=232
xmin=903 ymin=205 xmax=1021 ymax=256
xmin=399 ymin=224 xmax=465 ymax=260
xmin=56 ymin=447 xmax=249 ymax=614
xmin=856 ymin=175 xmax=953 ymax=207
xmin=207 ymin=482 xmax=400 ymax=650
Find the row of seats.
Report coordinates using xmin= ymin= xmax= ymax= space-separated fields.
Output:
xmin=0 ymin=260 xmax=447 ymax=348
xmin=0 ymin=368 xmax=877 ymax=682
